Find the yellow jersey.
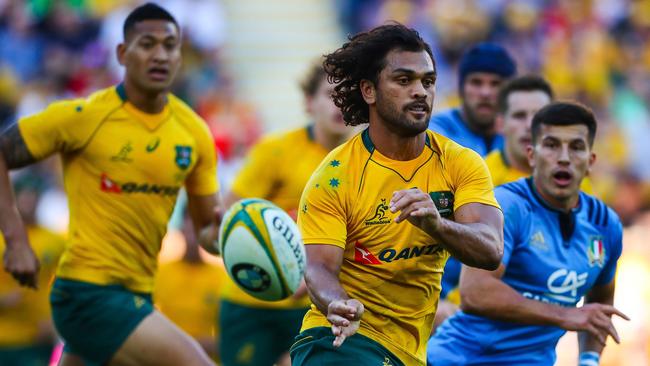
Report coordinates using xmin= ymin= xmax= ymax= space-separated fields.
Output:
xmin=485 ymin=149 xmax=594 ymax=193
xmin=298 ymin=129 xmax=499 ymax=365
xmin=18 ymin=85 xmax=218 ymax=293
xmin=154 ymin=260 xmax=227 ymax=340
xmin=0 ymin=225 xmax=65 ymax=346
xmin=223 ymin=126 xmax=327 ymax=308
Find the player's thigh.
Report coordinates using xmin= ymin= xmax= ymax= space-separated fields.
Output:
xmin=270 ymin=307 xmax=309 ymax=363
xmin=108 ymin=310 xmax=215 ymax=366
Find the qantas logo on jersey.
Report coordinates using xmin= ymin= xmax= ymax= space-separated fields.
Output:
xmin=353 ymin=241 xmax=443 ymax=265
xmin=100 ymin=173 xmax=180 ymax=196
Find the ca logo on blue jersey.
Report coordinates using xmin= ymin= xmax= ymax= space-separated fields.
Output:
xmin=546 ymin=269 xmax=588 ymax=303
xmin=174 ymin=145 xmax=192 ymax=170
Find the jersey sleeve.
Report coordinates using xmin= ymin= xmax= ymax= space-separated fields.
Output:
xmin=184 ymin=120 xmax=219 ymax=195
xmin=230 ymin=138 xmax=279 ymax=198
xmin=18 ymin=99 xmax=95 ymax=159
xmin=297 ymin=162 xmax=347 ymax=249
xmin=595 ymin=211 xmax=623 ymax=285
xmin=495 ymin=187 xmax=524 ymax=266
xmin=449 ymin=147 xmax=500 ymax=210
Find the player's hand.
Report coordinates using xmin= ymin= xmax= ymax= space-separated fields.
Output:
xmin=3 ymin=238 xmax=40 ymax=289
xmin=561 ymin=303 xmax=629 ymax=346
xmin=390 ymin=188 xmax=441 ymax=233
xmin=327 ymin=299 xmax=364 ymax=348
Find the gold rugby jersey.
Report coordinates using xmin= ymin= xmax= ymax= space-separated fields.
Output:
xmin=485 ymin=149 xmax=594 ymax=193
xmin=223 ymin=126 xmax=327 ymax=308
xmin=298 ymin=129 xmax=499 ymax=365
xmin=18 ymin=85 xmax=218 ymax=293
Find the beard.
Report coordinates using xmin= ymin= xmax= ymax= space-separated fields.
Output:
xmin=375 ymin=92 xmax=430 ymax=137
xmin=463 ymin=101 xmax=496 ymax=133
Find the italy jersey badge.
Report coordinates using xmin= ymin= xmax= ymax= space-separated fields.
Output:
xmin=587 ymin=236 xmax=605 ymax=267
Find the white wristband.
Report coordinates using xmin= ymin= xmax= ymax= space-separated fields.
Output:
xmin=578 ymin=351 xmax=600 ymax=366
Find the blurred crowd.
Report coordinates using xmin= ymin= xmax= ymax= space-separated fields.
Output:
xmin=1 ymin=0 xmax=650 ymax=365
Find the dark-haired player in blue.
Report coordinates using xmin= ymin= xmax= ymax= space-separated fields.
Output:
xmin=427 ymin=102 xmax=629 ymax=366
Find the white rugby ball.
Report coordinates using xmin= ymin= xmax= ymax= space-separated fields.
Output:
xmin=218 ymin=198 xmax=306 ymax=301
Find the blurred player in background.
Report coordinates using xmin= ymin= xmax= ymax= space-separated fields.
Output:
xmin=155 ymin=209 xmax=227 ymax=363
xmin=428 ymin=43 xmax=517 ymax=328
xmin=219 ymin=59 xmax=352 ymax=366
xmin=428 ymin=102 xmax=628 ymax=366
xmin=0 ymin=172 xmax=65 ymax=366
xmin=0 ymin=3 xmax=222 ymax=366
xmin=429 ymin=42 xmax=516 ymax=156
xmin=291 ymin=23 xmax=503 ymax=366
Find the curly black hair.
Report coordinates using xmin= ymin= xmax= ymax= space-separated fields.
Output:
xmin=323 ymin=23 xmax=434 ymax=126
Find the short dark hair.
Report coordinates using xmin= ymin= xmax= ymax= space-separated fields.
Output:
xmin=498 ymin=75 xmax=554 ymax=113
xmin=323 ymin=23 xmax=434 ymax=126
xmin=531 ymin=102 xmax=597 ymax=147
xmin=123 ymin=3 xmax=179 ymax=40
xmin=300 ymin=59 xmax=327 ymax=97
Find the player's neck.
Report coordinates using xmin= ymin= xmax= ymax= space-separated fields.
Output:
xmin=182 ymin=245 xmax=203 ymax=264
xmin=312 ymin=123 xmax=348 ymax=151
xmin=368 ymin=122 xmax=426 ymax=161
xmin=122 ymin=81 xmax=168 ymax=114
xmin=504 ymin=146 xmax=530 ymax=173
xmin=460 ymin=107 xmax=495 ymax=137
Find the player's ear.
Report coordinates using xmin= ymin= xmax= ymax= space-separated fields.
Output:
xmin=304 ymin=95 xmax=314 ymax=115
xmin=495 ymin=113 xmax=505 ymax=133
xmin=360 ymin=79 xmax=376 ymax=105
xmin=116 ymin=43 xmax=126 ymax=66
xmin=526 ymin=143 xmax=536 ymax=169
xmin=586 ymin=151 xmax=597 ymax=176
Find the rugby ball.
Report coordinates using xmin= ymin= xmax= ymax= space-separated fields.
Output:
xmin=218 ymin=198 xmax=306 ymax=301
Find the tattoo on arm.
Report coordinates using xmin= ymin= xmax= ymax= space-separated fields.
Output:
xmin=0 ymin=124 xmax=36 ymax=169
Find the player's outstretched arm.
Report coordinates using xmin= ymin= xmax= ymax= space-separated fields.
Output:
xmin=459 ymin=265 xmax=629 ymax=347
xmin=305 ymin=244 xmax=364 ymax=347
xmin=0 ymin=124 xmax=40 ymax=288
xmin=187 ymin=193 xmax=223 ymax=255
xmin=391 ymin=188 xmax=503 ymax=270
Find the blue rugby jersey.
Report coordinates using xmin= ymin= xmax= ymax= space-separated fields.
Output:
xmin=429 ymin=108 xmax=504 ymax=300
xmin=428 ymin=108 xmax=503 ymax=158
xmin=427 ymin=177 xmax=623 ymax=366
